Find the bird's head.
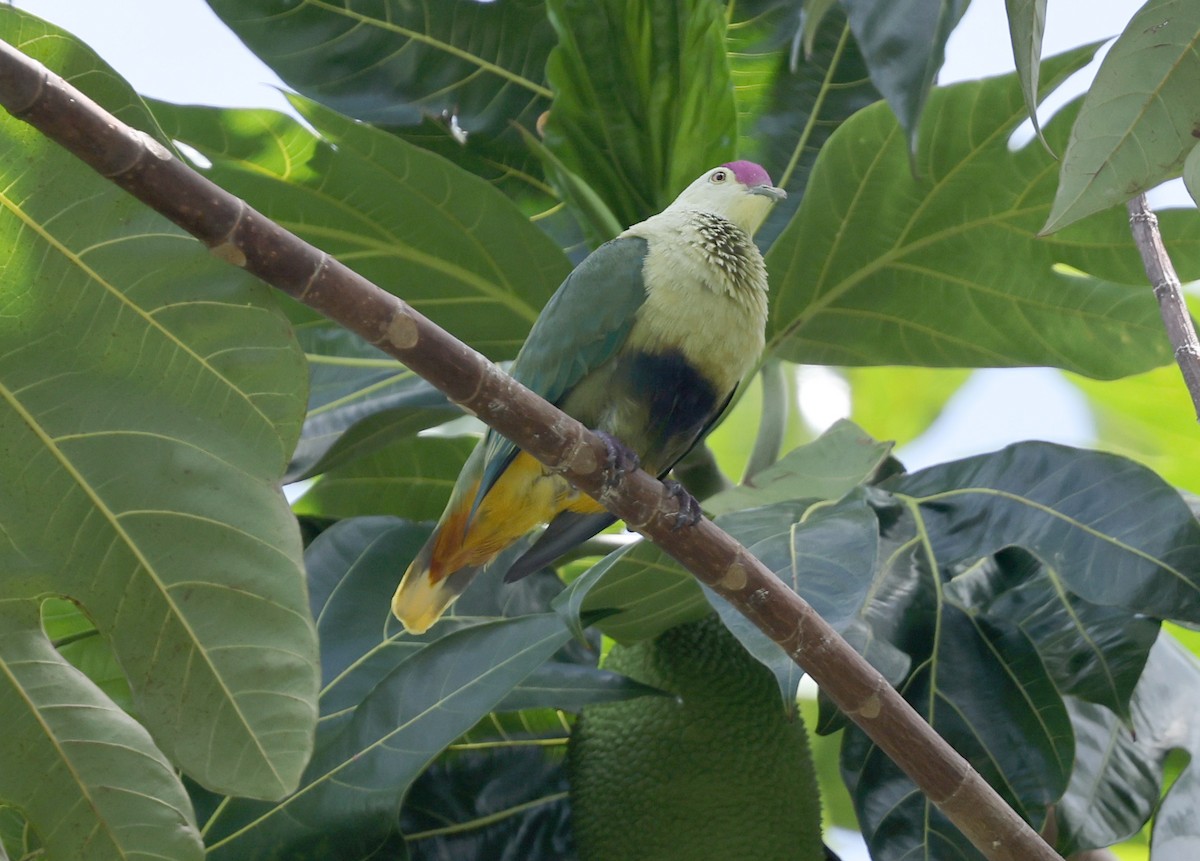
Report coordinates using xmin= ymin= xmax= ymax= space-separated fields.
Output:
xmin=671 ymin=161 xmax=786 ymax=236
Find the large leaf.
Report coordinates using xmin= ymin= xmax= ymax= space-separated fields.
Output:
xmin=1004 ymin=0 xmax=1048 ymax=148
xmin=732 ymin=4 xmax=883 ymax=248
xmin=765 ymin=43 xmax=1200 ymax=377
xmin=1044 ymin=0 xmax=1200 ymax=232
xmin=843 ymin=605 xmax=1073 ymax=861
xmin=205 ymin=0 xmax=555 ymax=140
xmin=203 ymin=614 xmax=573 ymax=860
xmin=889 ymin=442 xmax=1200 ymax=625
xmin=293 ymin=434 xmax=477 ymax=520
xmin=0 ymin=8 xmax=316 ymax=803
xmin=287 ymin=326 xmax=459 ymax=481
xmin=542 ymin=0 xmax=737 ymax=229
xmin=1054 ymin=634 xmax=1200 ymax=856
xmin=204 ymin=0 xmax=566 ymax=211
xmin=150 ymin=95 xmax=571 ymax=361
xmin=200 ymin=513 xmax=650 ymax=858
xmin=841 ymin=0 xmax=968 ymax=149
xmin=705 ymin=417 xmax=892 ymax=514
xmin=0 ymin=600 xmax=203 ymax=861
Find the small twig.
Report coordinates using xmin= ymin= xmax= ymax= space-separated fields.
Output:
xmin=1126 ymin=194 xmax=1200 ymax=421
xmin=0 ymin=39 xmax=1061 ymax=861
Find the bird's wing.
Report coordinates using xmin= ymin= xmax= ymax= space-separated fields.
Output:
xmin=474 ymin=235 xmax=650 ymax=504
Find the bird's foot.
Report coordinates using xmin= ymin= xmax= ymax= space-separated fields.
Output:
xmin=593 ymin=430 xmax=640 ymax=491
xmin=662 ymin=479 xmax=703 ymax=530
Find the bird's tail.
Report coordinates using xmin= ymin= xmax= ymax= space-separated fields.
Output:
xmin=392 ymin=520 xmax=482 ymax=634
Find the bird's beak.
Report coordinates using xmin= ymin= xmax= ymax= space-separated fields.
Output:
xmin=749 ymin=183 xmax=787 ymax=202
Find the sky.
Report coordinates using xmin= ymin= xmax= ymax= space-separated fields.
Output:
xmin=6 ymin=2 xmax=1161 ymax=858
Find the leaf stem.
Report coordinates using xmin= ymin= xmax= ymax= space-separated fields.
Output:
xmin=1126 ymin=194 xmax=1200 ymax=422
xmin=744 ymin=359 xmax=789 ymax=480
xmin=403 ymin=790 xmax=570 ymax=841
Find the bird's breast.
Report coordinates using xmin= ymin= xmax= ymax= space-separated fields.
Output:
xmin=626 ymin=231 xmax=768 ymax=395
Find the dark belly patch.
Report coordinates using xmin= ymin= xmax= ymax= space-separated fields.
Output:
xmin=621 ymin=349 xmax=721 ymax=449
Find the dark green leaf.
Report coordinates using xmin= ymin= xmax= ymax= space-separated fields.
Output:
xmin=150 ymin=96 xmax=570 ymax=360
xmin=1055 ymin=634 xmax=1200 ymax=856
xmin=204 ymin=615 xmax=573 ymax=860
xmin=402 ymin=746 xmax=575 ymax=861
xmin=498 ymin=661 xmax=666 ymax=712
xmin=0 ymin=9 xmax=316 ymax=800
xmin=1005 ymin=0 xmax=1048 ymax=148
xmin=288 ymin=326 xmax=460 ymax=481
xmin=0 ymin=600 xmax=203 ymax=861
xmin=766 ymin=43 xmax=1200 ymax=377
xmin=1044 ymin=0 xmax=1200 ymax=232
xmin=841 ymin=0 xmax=968 ymax=149
xmin=844 ymin=606 xmax=1073 ymax=861
xmin=293 ymin=434 xmax=477 ymax=521
xmin=542 ymin=0 xmax=737 ymax=228
xmin=739 ymin=6 xmax=882 ymax=247
xmin=889 ymin=442 xmax=1200 ymax=624
xmin=206 ymin=0 xmax=555 ymax=135
xmin=946 ymin=549 xmax=1159 ymax=721
xmin=554 ymin=540 xmax=711 ymax=643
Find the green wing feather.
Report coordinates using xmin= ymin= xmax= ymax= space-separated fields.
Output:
xmin=475 ymin=236 xmax=650 ymax=501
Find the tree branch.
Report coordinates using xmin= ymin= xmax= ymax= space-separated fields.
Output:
xmin=0 ymin=39 xmax=1061 ymax=861
xmin=1127 ymin=193 xmax=1200 ymax=421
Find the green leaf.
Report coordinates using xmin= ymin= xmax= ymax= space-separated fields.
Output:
xmin=1055 ymin=634 xmax=1200 ymax=856
xmin=1005 ymin=0 xmax=1048 ymax=149
xmin=288 ymin=326 xmax=459 ymax=481
xmin=705 ymin=418 xmax=892 ymax=515
xmin=543 ymin=0 xmax=737 ymax=228
xmin=205 ymin=0 xmax=555 ymax=135
xmin=0 ymin=600 xmax=203 ymax=861
xmin=737 ymin=5 xmax=883 ymax=248
xmin=203 ymin=615 xmax=572 ymax=860
xmin=293 ymin=435 xmax=477 ymax=520
xmin=1044 ymin=0 xmax=1200 ymax=233
xmin=890 ymin=442 xmax=1200 ymax=624
xmin=40 ymin=599 xmax=133 ymax=714
xmin=765 ymin=43 xmax=1200 ymax=377
xmin=149 ymin=96 xmax=571 ymax=361
xmin=0 ymin=10 xmax=316 ymax=799
xmin=1185 ymin=139 xmax=1200 ymax=206
xmin=841 ymin=0 xmax=968 ymax=149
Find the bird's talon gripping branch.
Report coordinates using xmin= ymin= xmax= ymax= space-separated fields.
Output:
xmin=663 ymin=479 xmax=703 ymax=530
xmin=594 ymin=430 xmax=640 ymax=491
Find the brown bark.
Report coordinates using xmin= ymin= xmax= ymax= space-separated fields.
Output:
xmin=1126 ymin=194 xmax=1200 ymax=422
xmin=0 ymin=38 xmax=1063 ymax=861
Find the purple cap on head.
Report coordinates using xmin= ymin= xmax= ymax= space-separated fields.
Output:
xmin=722 ymin=160 xmax=774 ymax=187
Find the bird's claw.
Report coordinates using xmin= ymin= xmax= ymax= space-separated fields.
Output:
xmin=662 ymin=479 xmax=703 ymax=530
xmin=593 ymin=430 xmax=640 ymax=491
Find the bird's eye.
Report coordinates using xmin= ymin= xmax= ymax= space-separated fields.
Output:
xmin=711 ymin=170 xmax=728 ymax=183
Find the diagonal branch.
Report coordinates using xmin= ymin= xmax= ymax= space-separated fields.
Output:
xmin=1126 ymin=193 xmax=1200 ymax=422
xmin=0 ymin=39 xmax=1060 ymax=861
